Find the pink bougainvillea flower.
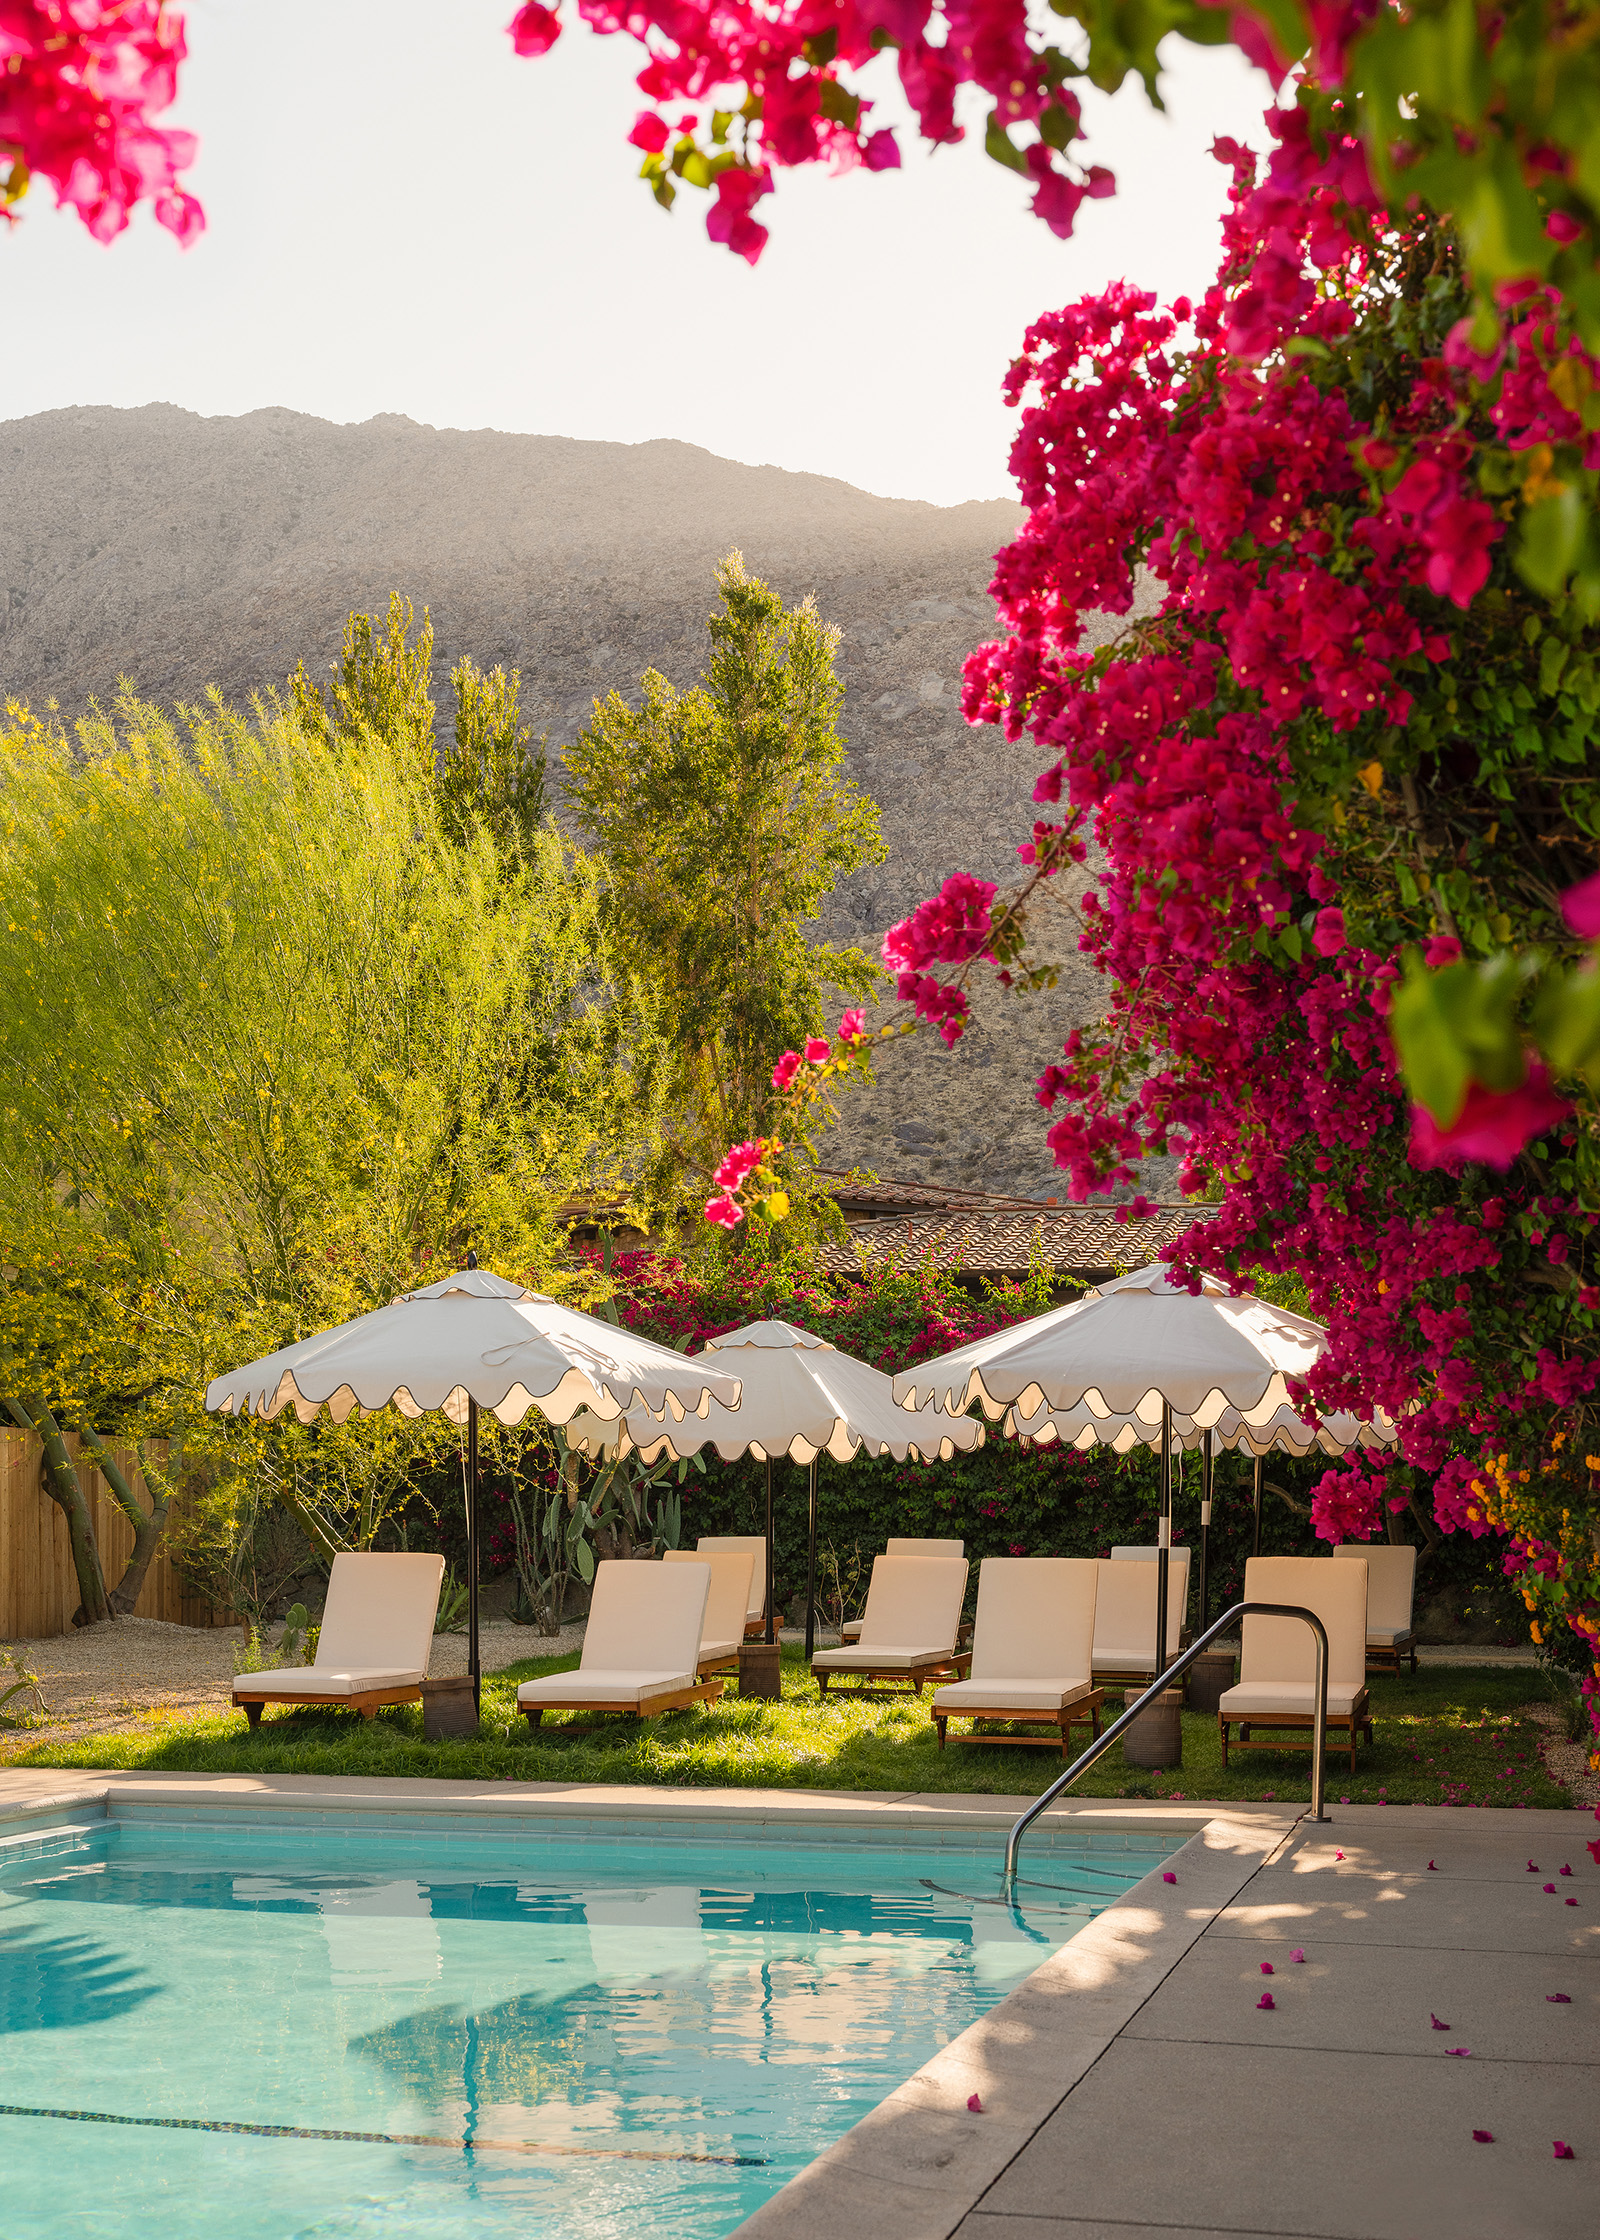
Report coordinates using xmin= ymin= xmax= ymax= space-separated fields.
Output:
xmin=770 ymin=1051 xmax=802 ymax=1091
xmin=1554 ymin=2140 xmax=1575 ymax=2159
xmin=1260 ymin=1962 xmax=1274 ymax=1975
xmin=1561 ymin=871 xmax=1600 ymax=939
xmin=1559 ymin=1863 xmax=1572 ymax=1875
xmin=1544 ymin=1883 xmax=1557 ymax=1892
xmin=1428 ymin=1860 xmax=1438 ymax=1871
xmin=508 ymin=2 xmax=562 ymax=54
xmin=1257 ymin=1993 xmax=1275 ymax=2009
xmin=967 ymin=2092 xmax=983 ymax=2113
xmin=837 ymin=1008 xmax=867 ymax=1043
xmin=1410 ymin=1067 xmax=1572 ymax=1171
xmin=1162 ymin=1871 xmax=1176 ymax=1883
xmin=1334 ymin=1850 xmax=1345 ymax=1861
xmin=1529 ymin=1861 xmax=1540 ymax=1871
xmin=712 ymin=1140 xmax=763 ymax=1190
xmin=1586 ymin=1837 xmax=1600 ymax=1865
xmin=703 ymin=1191 xmax=744 ymax=1229
xmin=1566 ymin=1896 xmax=1577 ymax=1905
xmin=1548 ymin=1992 xmax=1572 ymax=2002
xmin=1311 ymin=907 xmax=1346 ymax=958
xmin=1472 ymin=2130 xmax=1494 ymax=2143
xmin=1289 ymin=1948 xmax=1305 ymax=1963
xmin=803 ymin=1037 xmax=831 ymax=1064
xmin=1431 ymin=2015 xmax=1449 ymax=2029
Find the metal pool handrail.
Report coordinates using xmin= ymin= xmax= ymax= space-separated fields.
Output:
xmin=1002 ymin=1600 xmax=1330 ymax=1890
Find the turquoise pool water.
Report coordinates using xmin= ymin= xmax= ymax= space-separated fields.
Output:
xmin=0 ymin=1813 xmax=1180 ymax=2239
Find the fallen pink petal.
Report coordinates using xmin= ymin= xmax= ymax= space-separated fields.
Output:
xmin=1547 ymin=1993 xmax=1572 ymax=2003
xmin=1559 ymin=1864 xmax=1572 ymax=1876
xmin=1162 ymin=1872 xmax=1176 ymax=1884
xmin=1427 ymin=1860 xmax=1438 ymax=1871
xmin=967 ymin=2093 xmax=983 ymax=2114
xmin=1445 ymin=2047 xmax=1472 ymax=2057
xmin=1259 ymin=1962 xmax=1274 ymax=1975
xmin=1554 ymin=2141 xmax=1575 ymax=2160
xmin=1472 ymin=2130 xmax=1494 ymax=2144
xmin=1431 ymin=2015 xmax=1449 ymax=2030
xmin=1543 ymin=1883 xmax=1557 ymax=1893
xmin=1566 ymin=1896 xmax=1578 ymax=1905
xmin=1529 ymin=1861 xmax=1540 ymax=1872
xmin=1257 ymin=1993 xmax=1275 ymax=2009
xmin=1289 ymin=1949 xmax=1305 ymax=1963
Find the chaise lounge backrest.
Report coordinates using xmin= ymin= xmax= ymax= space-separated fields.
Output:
xmin=696 ymin=1535 xmax=767 ymax=1623
xmin=1240 ymin=1556 xmax=1368 ymax=1693
xmin=856 ymin=1555 xmax=970 ymax=1651
xmin=315 ymin=1552 xmax=445 ymax=1675
xmin=664 ymin=1548 xmax=754 ymax=1652
xmin=582 ymin=1559 xmax=711 ymax=1675
xmin=1092 ymin=1557 xmax=1188 ymax=1668
xmin=885 ymin=1537 xmax=965 ymax=1559
xmin=970 ymin=1558 xmax=1097 ymax=1683
xmin=1332 ymin=1543 xmax=1415 ymax=1639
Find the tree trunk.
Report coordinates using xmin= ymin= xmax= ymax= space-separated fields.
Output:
xmin=0 ymin=1393 xmax=113 ymax=1625
xmin=78 ymin=1425 xmax=181 ymax=1616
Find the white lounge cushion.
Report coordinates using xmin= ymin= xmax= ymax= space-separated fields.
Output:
xmin=1092 ymin=1556 xmax=1188 ymax=1668
xmin=235 ymin=1666 xmax=424 ymax=1697
xmin=1219 ymin=1681 xmax=1367 ymax=1719
xmin=294 ymin=1550 xmax=445 ymax=1687
xmin=931 ymin=1675 xmax=1095 ymax=1713
xmin=1367 ymin=1627 xmax=1415 ymax=1646
xmin=842 ymin=1542 xmax=962 ymax=1641
xmin=581 ymin=1558 xmax=711 ymax=1674
xmin=811 ymin=1642 xmax=955 ymax=1671
xmin=696 ymin=1536 xmax=767 ymax=1622
xmin=665 ymin=1547 xmax=754 ymax=1657
xmin=841 ymin=1621 xmax=863 ymax=1641
xmin=1334 ymin=1542 xmax=1415 ymax=1637
xmin=699 ymin=1638 xmax=742 ymax=1663
xmin=1238 ymin=1555 xmax=1368 ymax=1694
xmin=517 ymin=1669 xmax=697 ymax=1706
xmin=971 ymin=1557 xmax=1098 ymax=1682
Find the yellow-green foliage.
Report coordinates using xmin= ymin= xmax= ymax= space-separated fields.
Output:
xmin=0 ymin=688 xmax=666 ymax=1553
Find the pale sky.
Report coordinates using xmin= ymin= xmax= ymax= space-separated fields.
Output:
xmin=2 ymin=3 xmax=1272 ymax=507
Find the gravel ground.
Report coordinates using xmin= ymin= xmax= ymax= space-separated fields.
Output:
xmin=1523 ymin=1698 xmax=1600 ymax=1811
xmin=0 ymin=1614 xmax=587 ymax=1755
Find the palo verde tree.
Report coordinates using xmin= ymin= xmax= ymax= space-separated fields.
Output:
xmin=0 ymin=686 xmax=659 ymax=1618
xmin=564 ymin=552 xmax=884 ymax=1197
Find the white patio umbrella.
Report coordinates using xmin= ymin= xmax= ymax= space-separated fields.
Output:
xmin=563 ymin=1320 xmax=985 ymax=1659
xmin=204 ymin=1261 xmax=745 ymax=1707
xmin=1006 ymin=1391 xmax=1398 ymax=1628
xmin=893 ymin=1260 xmax=1344 ymax=1673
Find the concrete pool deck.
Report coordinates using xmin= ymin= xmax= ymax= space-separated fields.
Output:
xmin=2 ymin=1772 xmax=1595 ymax=2239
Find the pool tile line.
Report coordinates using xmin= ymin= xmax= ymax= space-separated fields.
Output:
xmin=0 ymin=2102 xmax=767 ymax=2166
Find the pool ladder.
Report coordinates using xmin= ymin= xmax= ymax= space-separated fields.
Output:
xmin=1002 ymin=1601 xmax=1331 ymax=1892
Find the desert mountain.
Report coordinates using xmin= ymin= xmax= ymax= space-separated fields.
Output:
xmin=1 ymin=404 xmax=1118 ymax=1196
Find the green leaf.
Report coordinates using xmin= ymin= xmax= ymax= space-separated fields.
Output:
xmin=1517 ymin=489 xmax=1587 ymax=597
xmin=1534 ymin=965 xmax=1600 ymax=1085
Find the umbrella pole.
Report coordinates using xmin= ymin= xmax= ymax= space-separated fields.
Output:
xmin=1155 ymin=1400 xmax=1172 ymax=1677
xmin=467 ymin=1395 xmax=481 ymax=1717
xmin=1252 ymin=1451 xmax=1264 ymax=1560
xmin=1200 ymin=1430 xmax=1213 ymax=1634
xmin=804 ymin=1457 xmax=818 ymax=1662
xmin=764 ymin=1455 xmax=776 ymax=1648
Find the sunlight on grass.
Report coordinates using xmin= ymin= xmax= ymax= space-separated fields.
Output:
xmin=6 ymin=1653 xmax=1571 ymax=1808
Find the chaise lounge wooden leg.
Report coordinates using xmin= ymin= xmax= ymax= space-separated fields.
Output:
xmin=523 ymin=1707 xmax=543 ymax=1729
xmin=1219 ymin=1717 xmax=1229 ymax=1768
xmin=934 ymin=1715 xmax=947 ymax=1751
xmin=817 ymin=1672 xmax=830 ymax=1698
xmin=244 ymin=1702 xmax=262 ymax=1730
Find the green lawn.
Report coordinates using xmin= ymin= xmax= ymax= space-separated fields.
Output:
xmin=7 ymin=1651 xmax=1574 ymax=1809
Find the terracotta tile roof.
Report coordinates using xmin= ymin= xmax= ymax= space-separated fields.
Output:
xmin=811 ymin=1168 xmax=1055 ymax=1220
xmin=809 ymin=1202 xmax=1217 ymax=1278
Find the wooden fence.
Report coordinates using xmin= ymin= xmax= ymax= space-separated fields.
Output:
xmin=0 ymin=1427 xmax=232 ymax=1641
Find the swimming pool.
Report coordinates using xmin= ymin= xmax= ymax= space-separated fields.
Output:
xmin=0 ymin=1810 xmax=1183 ymax=2239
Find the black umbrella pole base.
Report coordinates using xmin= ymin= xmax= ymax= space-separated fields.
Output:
xmin=421 ymin=1676 xmax=480 ymax=1740
xmin=738 ymin=1645 xmax=783 ymax=1700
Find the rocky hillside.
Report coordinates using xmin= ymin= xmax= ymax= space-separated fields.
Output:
xmin=0 ymin=404 xmax=1121 ymax=1196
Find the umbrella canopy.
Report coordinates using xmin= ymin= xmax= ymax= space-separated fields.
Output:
xmin=566 ymin=1320 xmax=985 ymax=1466
xmin=565 ymin=1320 xmax=985 ymax=1657
xmin=1008 ymin=1395 xmax=1398 ymax=1458
xmin=203 ymin=1265 xmax=745 ymax=1710
xmin=204 ymin=1267 xmax=744 ymax=1428
xmin=892 ymin=1260 xmax=1326 ymax=1425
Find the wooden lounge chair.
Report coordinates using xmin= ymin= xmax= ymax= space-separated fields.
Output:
xmin=1219 ymin=1554 xmax=1373 ymax=1774
xmin=810 ymin=1555 xmax=970 ymax=1697
xmin=696 ymin=1534 xmax=769 ymax=1638
xmin=930 ymin=1558 xmax=1103 ymax=1758
xmin=232 ymin=1551 xmax=444 ymax=1728
xmin=1334 ymin=1542 xmax=1418 ymax=1673
xmin=842 ymin=1538 xmax=964 ymax=1641
xmin=1090 ymin=1552 xmax=1191 ymax=1686
xmin=664 ymin=1546 xmax=755 ymax=1678
xmin=517 ymin=1559 xmax=724 ymax=1732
